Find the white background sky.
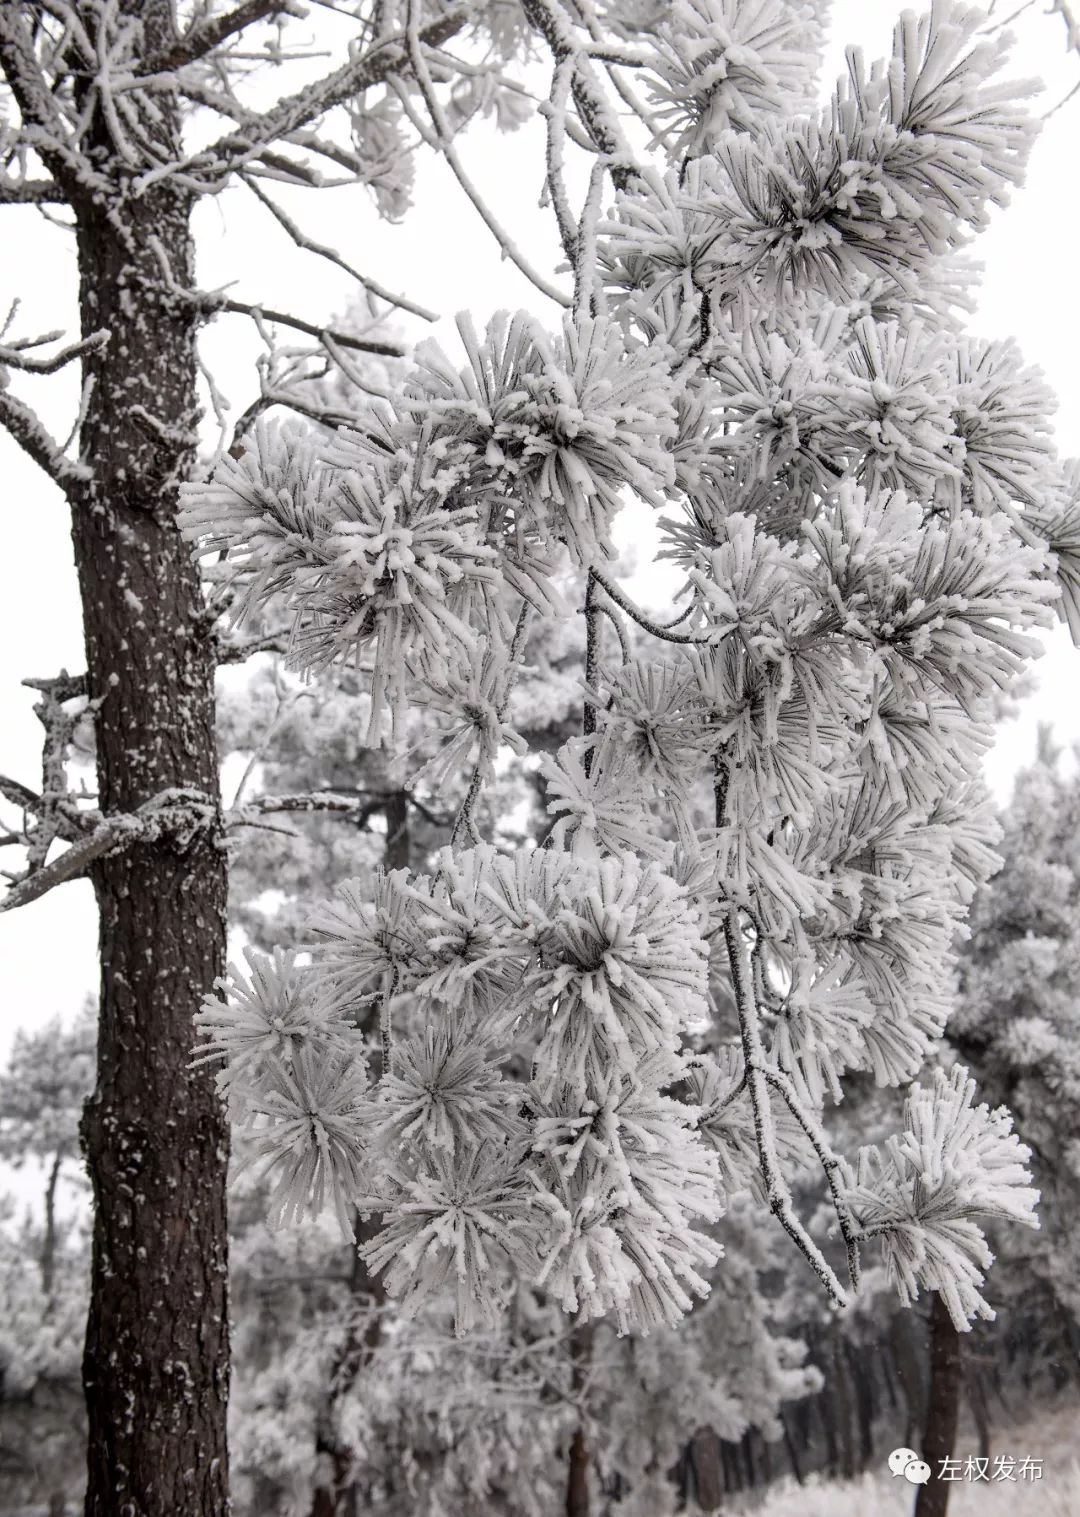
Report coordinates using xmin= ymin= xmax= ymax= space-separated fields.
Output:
xmin=1 ymin=0 xmax=1078 ymax=1075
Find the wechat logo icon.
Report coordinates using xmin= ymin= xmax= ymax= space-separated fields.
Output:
xmin=889 ymin=1448 xmax=932 ymax=1485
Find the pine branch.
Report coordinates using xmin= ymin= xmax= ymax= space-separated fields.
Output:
xmin=0 ymin=177 xmax=67 ymax=205
xmin=167 ymin=7 xmax=470 ymax=188
xmin=138 ymin=1 xmax=302 ymax=76
xmin=241 ymin=174 xmax=438 ymax=322
xmin=722 ymin=905 xmax=851 ymax=1308
xmin=0 ymin=329 xmax=108 ymax=374
xmin=1 ymin=791 xmax=217 ymax=912
xmin=0 ymin=387 xmax=90 ymax=492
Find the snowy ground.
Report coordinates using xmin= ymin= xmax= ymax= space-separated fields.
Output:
xmin=732 ymin=1400 xmax=1080 ymax=1517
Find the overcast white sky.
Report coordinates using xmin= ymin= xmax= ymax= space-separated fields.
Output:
xmin=1 ymin=0 xmax=1078 ymax=1069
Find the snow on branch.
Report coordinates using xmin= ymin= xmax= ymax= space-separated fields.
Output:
xmin=157 ymin=6 xmax=470 ymax=189
xmin=0 ymin=790 xmax=217 ymax=912
xmin=137 ymin=1 xmax=305 ymax=77
xmin=0 ymin=385 xmax=90 ymax=493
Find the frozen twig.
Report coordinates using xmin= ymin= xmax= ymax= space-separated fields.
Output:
xmin=403 ymin=0 xmax=571 ymax=309
xmin=722 ymin=904 xmax=850 ymax=1307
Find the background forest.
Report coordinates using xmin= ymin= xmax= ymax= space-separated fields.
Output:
xmin=2 ymin=2 xmax=1080 ymax=1516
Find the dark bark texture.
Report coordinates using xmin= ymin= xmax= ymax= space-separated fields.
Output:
xmin=914 ymin=1295 xmax=963 ymax=1517
xmin=69 ymin=4 xmax=230 ymax=1514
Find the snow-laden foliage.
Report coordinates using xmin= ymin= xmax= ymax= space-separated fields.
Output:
xmin=183 ymin=0 xmax=1077 ymax=1339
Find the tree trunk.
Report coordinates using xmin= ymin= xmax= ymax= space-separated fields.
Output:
xmin=566 ymin=1320 xmax=593 ymax=1517
xmin=914 ymin=1296 xmax=963 ymax=1517
xmin=72 ymin=6 xmax=230 ymax=1514
xmin=41 ymin=1150 xmax=63 ymax=1299
xmin=688 ymin=1426 xmax=724 ymax=1512
xmin=779 ymin=1407 xmax=803 ymax=1485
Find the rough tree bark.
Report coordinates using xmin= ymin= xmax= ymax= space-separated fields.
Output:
xmin=68 ymin=4 xmax=230 ymax=1514
xmin=914 ymin=1295 xmax=963 ymax=1517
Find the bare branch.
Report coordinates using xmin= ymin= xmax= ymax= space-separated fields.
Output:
xmin=229 ymin=790 xmax=391 ymax=818
xmin=0 ymin=177 xmax=67 ymax=205
xmin=139 ymin=1 xmax=301 ymax=76
xmin=0 ymin=329 xmax=108 ymax=375
xmin=164 ymin=280 xmax=407 ymax=356
xmin=722 ymin=904 xmax=850 ymax=1308
xmin=0 ymin=387 xmax=90 ymax=492
xmin=0 ymin=791 xmax=217 ymax=913
xmin=241 ymin=175 xmax=438 ymax=322
xmin=0 ymin=12 xmax=104 ymax=200
xmin=401 ymin=3 xmax=571 ymax=309
xmin=214 ymin=628 xmax=292 ymax=664
xmin=150 ymin=7 xmax=470 ymax=190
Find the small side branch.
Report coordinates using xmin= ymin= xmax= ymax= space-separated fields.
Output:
xmin=0 ymin=387 xmax=90 ymax=492
xmin=0 ymin=329 xmax=108 ymax=374
xmin=214 ymin=627 xmax=292 ymax=664
xmin=761 ymin=1068 xmax=862 ymax=1292
xmin=582 ymin=569 xmax=601 ymax=767
xmin=451 ymin=601 xmax=533 ymax=848
xmin=591 ymin=568 xmax=710 ymax=646
xmin=0 ymin=177 xmax=67 ymax=205
xmin=241 ymin=175 xmax=438 ymax=323
xmin=139 ymin=1 xmax=300 ymax=75
xmin=187 ymin=290 xmax=406 ymax=356
xmin=722 ymin=904 xmax=850 ymax=1308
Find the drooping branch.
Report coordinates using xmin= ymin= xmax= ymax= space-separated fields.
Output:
xmin=401 ymin=1 xmax=571 ymax=309
xmin=240 ymin=175 xmax=438 ymax=322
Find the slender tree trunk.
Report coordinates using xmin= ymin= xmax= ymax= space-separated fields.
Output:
xmin=688 ymin=1426 xmax=724 ymax=1512
xmin=914 ymin=1296 xmax=963 ymax=1517
xmin=71 ymin=6 xmax=230 ymax=1514
xmin=41 ymin=1150 xmax=63 ymax=1299
xmin=779 ymin=1407 xmax=803 ymax=1485
xmin=831 ymin=1330 xmax=855 ymax=1479
xmin=566 ymin=1320 xmax=593 ymax=1517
